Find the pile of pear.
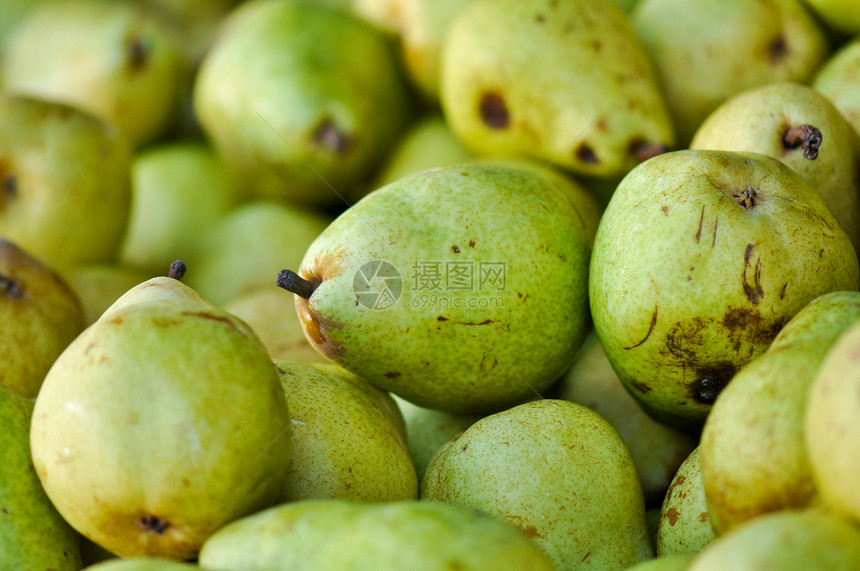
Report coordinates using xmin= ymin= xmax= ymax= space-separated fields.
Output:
xmin=5 ymin=0 xmax=860 ymax=570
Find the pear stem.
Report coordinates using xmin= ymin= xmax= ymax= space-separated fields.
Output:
xmin=0 ymin=274 xmax=21 ymax=299
xmin=168 ymin=260 xmax=186 ymax=280
xmin=276 ymin=269 xmax=320 ymax=299
xmin=783 ymin=125 xmax=822 ymax=160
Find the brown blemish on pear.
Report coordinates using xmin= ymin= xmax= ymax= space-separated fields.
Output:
xmin=312 ymin=118 xmax=353 ymax=153
xmin=126 ymin=36 xmax=149 ymax=71
xmin=479 ymin=92 xmax=510 ymax=129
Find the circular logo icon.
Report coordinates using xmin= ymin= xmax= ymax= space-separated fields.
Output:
xmin=353 ymin=260 xmax=402 ymax=310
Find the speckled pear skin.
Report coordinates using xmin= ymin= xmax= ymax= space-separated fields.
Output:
xmin=441 ymin=0 xmax=674 ymax=179
xmin=421 ymin=399 xmax=654 ymax=569
xmin=294 ymin=164 xmax=590 ymax=415
xmin=83 ymin=558 xmax=199 ymax=570
xmin=690 ymin=82 xmax=860 ymax=253
xmin=0 ymin=385 xmax=82 ymax=571
xmin=657 ymin=447 xmax=715 ymax=557
xmin=589 ymin=150 xmax=860 ymax=431
xmin=700 ymin=291 xmax=860 ymax=535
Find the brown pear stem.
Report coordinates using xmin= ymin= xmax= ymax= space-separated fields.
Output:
xmin=783 ymin=125 xmax=822 ymax=160
xmin=168 ymin=260 xmax=186 ymax=280
xmin=0 ymin=274 xmax=21 ymax=299
xmin=276 ymin=269 xmax=320 ymax=299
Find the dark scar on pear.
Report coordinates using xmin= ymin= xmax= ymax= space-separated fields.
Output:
xmin=622 ymin=306 xmax=657 ymax=349
xmin=277 ymin=269 xmax=321 ymax=299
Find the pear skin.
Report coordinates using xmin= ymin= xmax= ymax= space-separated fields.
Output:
xmin=813 ymin=37 xmax=860 ymax=138
xmin=657 ymin=448 xmax=716 ymax=556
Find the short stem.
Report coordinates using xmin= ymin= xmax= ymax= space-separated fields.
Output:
xmin=0 ymin=274 xmax=21 ymax=299
xmin=276 ymin=269 xmax=321 ymax=299
xmin=783 ymin=125 xmax=822 ymax=160
xmin=168 ymin=260 xmax=186 ymax=280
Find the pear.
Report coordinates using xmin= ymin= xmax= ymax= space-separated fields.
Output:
xmin=590 ymin=150 xmax=860 ymax=430
xmin=120 ymin=141 xmax=239 ymax=276
xmin=657 ymin=448 xmax=716 ymax=557
xmin=441 ymin=0 xmax=673 ymax=179
xmin=62 ymin=263 xmax=152 ymax=326
xmin=813 ymin=37 xmax=860 ymax=137
xmin=2 ymin=0 xmax=185 ymax=147
xmin=199 ymin=499 xmax=555 ymax=570
xmin=422 ymin=399 xmax=653 ymax=569
xmin=274 ymin=360 xmax=417 ymax=503
xmin=700 ymin=291 xmax=860 ymax=534
xmin=0 ymin=94 xmax=131 ymax=271
xmin=29 ymin=265 xmax=293 ymax=559
xmin=0 ymin=239 xmax=85 ymax=399
xmin=805 ymin=317 xmax=860 ymax=524
xmin=632 ymin=0 xmax=828 ymax=145
xmin=688 ymin=509 xmax=860 ymax=570
xmin=194 ymin=0 xmax=411 ymax=205
xmin=801 ymin=0 xmax=860 ymax=36
xmin=277 ymin=163 xmax=591 ymax=414
xmin=559 ymin=334 xmax=698 ymax=505
xmin=690 ymin=82 xmax=860 ymax=252
xmin=184 ymin=200 xmax=330 ymax=306
xmin=0 ymin=385 xmax=82 ymax=571
xmin=223 ymin=287 xmax=328 ymax=363
xmin=625 ymin=554 xmax=696 ymax=571
xmin=84 ymin=559 xmax=198 ymax=570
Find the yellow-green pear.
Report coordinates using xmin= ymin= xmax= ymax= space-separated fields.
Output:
xmin=29 ymin=266 xmax=293 ymax=559
xmin=62 ymin=263 xmax=152 ymax=326
xmin=274 ymin=360 xmax=417 ymax=503
xmin=0 ymin=384 xmax=82 ymax=571
xmin=2 ymin=0 xmax=185 ymax=147
xmin=700 ymin=291 xmax=860 ymax=534
xmin=801 ymin=0 xmax=860 ymax=36
xmin=199 ymin=499 xmax=555 ymax=570
xmin=625 ymin=554 xmax=697 ymax=571
xmin=84 ymin=559 xmax=198 ymax=570
xmin=813 ymin=37 xmax=860 ymax=137
xmin=590 ymin=150 xmax=859 ymax=430
xmin=633 ymin=0 xmax=828 ymax=145
xmin=657 ymin=448 xmax=716 ymax=557
xmin=559 ymin=334 xmax=698 ymax=505
xmin=688 ymin=509 xmax=860 ymax=570
xmin=0 ymin=239 xmax=85 ymax=398
xmin=441 ymin=0 xmax=674 ymax=179
xmin=421 ymin=399 xmax=653 ymax=569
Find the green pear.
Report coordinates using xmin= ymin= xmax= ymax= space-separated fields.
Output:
xmin=84 ymin=559 xmax=198 ymax=570
xmin=688 ymin=509 xmax=860 ymax=570
xmin=184 ymin=200 xmax=330 ymax=306
xmin=625 ymin=554 xmax=697 ymax=571
xmin=120 ymin=141 xmax=239 ymax=276
xmin=801 ymin=0 xmax=860 ymax=36
xmin=657 ymin=448 xmax=716 ymax=557
xmin=590 ymin=150 xmax=859 ymax=430
xmin=0 ymin=94 xmax=131 ymax=271
xmin=690 ymin=82 xmax=860 ymax=252
xmin=0 ymin=0 xmax=43 ymax=52
xmin=0 ymin=384 xmax=82 ymax=571
xmin=632 ymin=0 xmax=828 ymax=145
xmin=273 ymin=360 xmax=417 ymax=502
xmin=223 ymin=287 xmax=328 ymax=363
xmin=805 ymin=318 xmax=860 ymax=524
xmin=0 ymin=239 xmax=85 ymax=398
xmin=559 ymin=334 xmax=698 ymax=505
xmin=2 ymin=0 xmax=185 ymax=147
xmin=277 ymin=163 xmax=591 ymax=414
xmin=194 ymin=0 xmax=411 ymax=205
xmin=422 ymin=399 xmax=653 ymax=569
xmin=62 ymin=263 xmax=152 ymax=326
xmin=442 ymin=0 xmax=674 ymax=179
xmin=30 ymin=267 xmax=293 ymax=559
xmin=813 ymin=37 xmax=860 ymax=137
xmin=700 ymin=291 xmax=860 ymax=534
xmin=199 ymin=499 xmax=555 ymax=570
xmin=391 ymin=394 xmax=480 ymax=482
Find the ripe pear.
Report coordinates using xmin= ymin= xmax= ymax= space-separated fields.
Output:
xmin=0 ymin=239 xmax=85 ymax=398
xmin=626 ymin=554 xmax=696 ymax=571
xmin=590 ymin=150 xmax=859 ymax=430
xmin=559 ymin=334 xmax=698 ymax=505
xmin=194 ymin=0 xmax=411 ymax=205
xmin=0 ymin=385 xmax=82 ymax=571
xmin=690 ymin=82 xmax=860 ymax=252
xmin=199 ymin=499 xmax=555 ymax=570
xmin=688 ymin=509 xmax=860 ymax=570
xmin=184 ymin=200 xmax=330 ymax=306
xmin=802 ymin=0 xmax=860 ymax=36
xmin=274 ymin=360 xmax=417 ymax=502
xmin=120 ymin=141 xmax=239 ymax=276
xmin=30 ymin=268 xmax=293 ymax=559
xmin=278 ymin=163 xmax=591 ymax=414
xmin=657 ymin=448 xmax=716 ymax=557
xmin=62 ymin=263 xmax=152 ymax=326
xmin=805 ymin=318 xmax=860 ymax=524
xmin=700 ymin=291 xmax=860 ymax=534
xmin=84 ymin=559 xmax=198 ymax=571
xmin=813 ymin=37 xmax=860 ymax=137
xmin=2 ymin=0 xmax=184 ymax=147
xmin=0 ymin=94 xmax=131 ymax=270
xmin=632 ymin=0 xmax=828 ymax=145
xmin=441 ymin=0 xmax=674 ymax=179
xmin=421 ymin=399 xmax=654 ymax=569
